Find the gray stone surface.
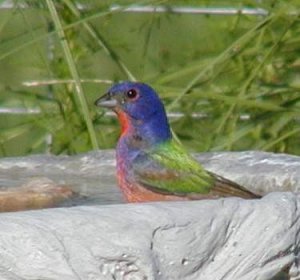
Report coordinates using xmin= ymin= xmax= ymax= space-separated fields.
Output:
xmin=0 ymin=150 xmax=299 ymax=279
xmin=196 ymin=151 xmax=300 ymax=196
xmin=0 ymin=192 xmax=299 ymax=280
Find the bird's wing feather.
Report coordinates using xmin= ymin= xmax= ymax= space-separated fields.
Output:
xmin=132 ymin=141 xmax=213 ymax=195
xmin=205 ymin=172 xmax=260 ymax=199
xmin=132 ymin=140 xmax=259 ymax=198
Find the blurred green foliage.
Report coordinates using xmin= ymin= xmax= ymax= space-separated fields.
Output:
xmin=0 ymin=0 xmax=299 ymax=156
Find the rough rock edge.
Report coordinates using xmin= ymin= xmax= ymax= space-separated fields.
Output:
xmin=0 ymin=192 xmax=298 ymax=280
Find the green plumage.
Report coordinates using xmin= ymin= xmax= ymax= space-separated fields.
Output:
xmin=133 ymin=140 xmax=215 ymax=195
xmin=132 ymin=139 xmax=259 ymax=199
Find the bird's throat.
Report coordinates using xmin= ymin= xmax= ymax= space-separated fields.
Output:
xmin=117 ymin=111 xmax=131 ymax=136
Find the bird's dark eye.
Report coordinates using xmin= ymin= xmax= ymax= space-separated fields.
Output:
xmin=126 ymin=89 xmax=138 ymax=99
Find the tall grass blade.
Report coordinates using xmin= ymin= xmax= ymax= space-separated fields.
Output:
xmin=46 ymin=0 xmax=99 ymax=149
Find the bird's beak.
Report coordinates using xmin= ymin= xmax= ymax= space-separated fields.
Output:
xmin=94 ymin=93 xmax=118 ymax=109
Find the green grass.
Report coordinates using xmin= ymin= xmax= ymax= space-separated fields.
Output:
xmin=0 ymin=0 xmax=299 ymax=156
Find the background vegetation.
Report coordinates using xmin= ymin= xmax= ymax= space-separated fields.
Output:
xmin=0 ymin=0 xmax=299 ymax=156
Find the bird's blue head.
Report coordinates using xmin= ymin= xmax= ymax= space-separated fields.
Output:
xmin=95 ymin=81 xmax=172 ymax=146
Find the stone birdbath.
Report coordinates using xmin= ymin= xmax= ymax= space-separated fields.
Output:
xmin=0 ymin=150 xmax=299 ymax=279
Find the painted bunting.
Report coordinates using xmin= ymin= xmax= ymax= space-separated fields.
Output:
xmin=95 ymin=82 xmax=259 ymax=202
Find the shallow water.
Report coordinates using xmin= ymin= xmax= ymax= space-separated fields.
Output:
xmin=0 ymin=150 xmax=123 ymax=207
xmin=0 ymin=150 xmax=299 ymax=210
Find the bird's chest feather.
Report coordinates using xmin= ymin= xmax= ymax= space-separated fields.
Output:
xmin=116 ymin=129 xmax=150 ymax=180
xmin=116 ymin=137 xmax=189 ymax=202
xmin=116 ymin=136 xmax=138 ymax=190
xmin=116 ymin=140 xmax=145 ymax=202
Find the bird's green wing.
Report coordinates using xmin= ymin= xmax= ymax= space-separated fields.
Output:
xmin=132 ymin=140 xmax=259 ymax=199
xmin=132 ymin=140 xmax=215 ymax=195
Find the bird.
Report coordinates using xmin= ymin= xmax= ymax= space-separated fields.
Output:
xmin=95 ymin=81 xmax=260 ymax=202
